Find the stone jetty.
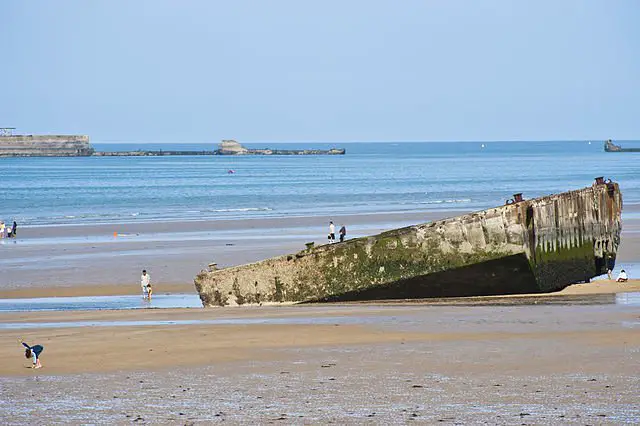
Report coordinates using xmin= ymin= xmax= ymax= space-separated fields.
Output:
xmin=93 ymin=150 xmax=216 ymax=156
xmin=214 ymin=140 xmax=345 ymax=155
xmin=195 ymin=178 xmax=622 ymax=306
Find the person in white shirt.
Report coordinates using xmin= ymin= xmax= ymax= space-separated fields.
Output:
xmin=616 ymin=269 xmax=628 ymax=282
xmin=141 ymin=270 xmax=151 ymax=298
xmin=328 ymin=221 xmax=335 ymax=243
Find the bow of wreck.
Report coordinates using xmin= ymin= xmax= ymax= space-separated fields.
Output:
xmin=195 ymin=178 xmax=622 ymax=306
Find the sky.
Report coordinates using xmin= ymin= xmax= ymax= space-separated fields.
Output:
xmin=1 ymin=1 xmax=639 ymax=142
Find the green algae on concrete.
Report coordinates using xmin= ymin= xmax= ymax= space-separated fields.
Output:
xmin=194 ymin=180 xmax=622 ymax=306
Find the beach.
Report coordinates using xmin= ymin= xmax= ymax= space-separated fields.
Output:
xmin=1 ymin=210 xmax=639 ymax=423
xmin=1 ymin=295 xmax=639 ymax=423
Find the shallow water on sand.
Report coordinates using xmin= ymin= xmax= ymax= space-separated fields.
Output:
xmin=0 ymin=293 xmax=202 ymax=313
xmin=0 ymin=292 xmax=638 ymax=314
xmin=1 ymin=293 xmax=638 ymax=330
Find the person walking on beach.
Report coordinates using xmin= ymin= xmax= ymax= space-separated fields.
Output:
xmin=339 ymin=224 xmax=347 ymax=242
xmin=19 ymin=339 xmax=44 ymax=369
xmin=0 ymin=221 xmax=5 ymax=239
xmin=141 ymin=270 xmax=151 ymax=299
xmin=10 ymin=221 xmax=17 ymax=238
xmin=328 ymin=221 xmax=335 ymax=243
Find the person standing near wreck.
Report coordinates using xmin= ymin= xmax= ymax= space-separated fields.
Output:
xmin=328 ymin=221 xmax=336 ymax=243
xmin=616 ymin=269 xmax=628 ymax=282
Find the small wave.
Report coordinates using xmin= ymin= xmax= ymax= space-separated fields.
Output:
xmin=206 ymin=207 xmax=273 ymax=213
xmin=22 ymin=207 xmax=277 ymax=225
xmin=410 ymin=199 xmax=471 ymax=205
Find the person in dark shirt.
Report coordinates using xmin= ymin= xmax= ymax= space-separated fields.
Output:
xmin=20 ymin=340 xmax=44 ymax=369
xmin=339 ymin=225 xmax=347 ymax=242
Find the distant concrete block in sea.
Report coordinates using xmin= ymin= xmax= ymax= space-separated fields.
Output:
xmin=195 ymin=178 xmax=622 ymax=306
xmin=0 ymin=130 xmax=94 ymax=157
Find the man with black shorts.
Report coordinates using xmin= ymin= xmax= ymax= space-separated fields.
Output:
xmin=328 ymin=221 xmax=335 ymax=243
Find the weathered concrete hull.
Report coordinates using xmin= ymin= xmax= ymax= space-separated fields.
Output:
xmin=0 ymin=135 xmax=94 ymax=157
xmin=195 ymin=181 xmax=622 ymax=306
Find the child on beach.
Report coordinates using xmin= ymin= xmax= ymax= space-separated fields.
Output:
xmin=328 ymin=221 xmax=335 ymax=243
xmin=141 ymin=269 xmax=151 ymax=299
xmin=20 ymin=339 xmax=44 ymax=369
xmin=146 ymin=284 xmax=153 ymax=300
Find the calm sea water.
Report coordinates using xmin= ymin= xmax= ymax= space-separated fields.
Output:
xmin=1 ymin=141 xmax=639 ymax=226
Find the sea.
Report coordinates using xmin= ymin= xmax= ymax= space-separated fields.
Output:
xmin=1 ymin=141 xmax=639 ymax=227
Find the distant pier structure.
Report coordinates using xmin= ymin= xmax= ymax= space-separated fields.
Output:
xmin=0 ymin=133 xmax=346 ymax=157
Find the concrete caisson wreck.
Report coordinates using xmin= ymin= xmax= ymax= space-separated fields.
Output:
xmin=195 ymin=179 xmax=622 ymax=306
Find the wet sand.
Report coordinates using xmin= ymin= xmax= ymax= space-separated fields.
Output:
xmin=1 ymin=302 xmax=638 ymax=423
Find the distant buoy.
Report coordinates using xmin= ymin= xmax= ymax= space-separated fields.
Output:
xmin=113 ymin=232 xmax=118 ymax=237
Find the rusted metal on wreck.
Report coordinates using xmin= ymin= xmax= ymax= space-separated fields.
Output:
xmin=194 ymin=179 xmax=622 ymax=307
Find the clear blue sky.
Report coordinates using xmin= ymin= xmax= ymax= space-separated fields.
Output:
xmin=2 ymin=1 xmax=639 ymax=142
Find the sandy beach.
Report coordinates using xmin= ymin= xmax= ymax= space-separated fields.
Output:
xmin=1 ymin=210 xmax=639 ymax=424
xmin=1 ymin=298 xmax=638 ymax=423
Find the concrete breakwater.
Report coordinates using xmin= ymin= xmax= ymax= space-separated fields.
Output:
xmin=93 ymin=150 xmax=217 ymax=156
xmin=214 ymin=140 xmax=345 ymax=155
xmin=0 ymin=135 xmax=94 ymax=157
xmin=195 ymin=178 xmax=622 ymax=306
xmin=0 ymin=137 xmax=345 ymax=157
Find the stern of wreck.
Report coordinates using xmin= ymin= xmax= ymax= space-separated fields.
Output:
xmin=523 ymin=178 xmax=622 ymax=292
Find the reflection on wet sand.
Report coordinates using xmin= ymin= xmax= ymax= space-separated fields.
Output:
xmin=0 ymin=291 xmax=637 ymax=315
